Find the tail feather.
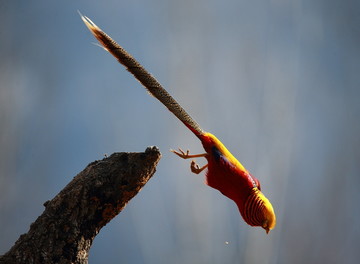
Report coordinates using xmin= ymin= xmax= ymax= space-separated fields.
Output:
xmin=81 ymin=15 xmax=205 ymax=138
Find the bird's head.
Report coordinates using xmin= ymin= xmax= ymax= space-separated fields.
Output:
xmin=261 ymin=199 xmax=276 ymax=234
xmin=241 ymin=188 xmax=276 ymax=234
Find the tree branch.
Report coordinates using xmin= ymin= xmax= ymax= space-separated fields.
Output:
xmin=0 ymin=146 xmax=161 ymax=264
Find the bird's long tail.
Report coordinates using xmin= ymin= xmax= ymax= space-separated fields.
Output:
xmin=81 ymin=15 xmax=205 ymax=137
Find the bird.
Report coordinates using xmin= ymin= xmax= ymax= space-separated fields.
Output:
xmin=81 ymin=14 xmax=276 ymax=233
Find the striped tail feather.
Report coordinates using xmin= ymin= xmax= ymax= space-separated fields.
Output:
xmin=81 ymin=14 xmax=205 ymax=138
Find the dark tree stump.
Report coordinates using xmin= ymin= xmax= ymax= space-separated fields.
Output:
xmin=0 ymin=146 xmax=161 ymax=264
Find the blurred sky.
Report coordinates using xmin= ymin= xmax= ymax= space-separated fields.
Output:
xmin=1 ymin=0 xmax=360 ymax=263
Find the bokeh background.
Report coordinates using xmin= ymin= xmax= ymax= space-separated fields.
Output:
xmin=1 ymin=1 xmax=359 ymax=263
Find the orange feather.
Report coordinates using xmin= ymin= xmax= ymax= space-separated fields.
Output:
xmin=200 ymin=133 xmax=276 ymax=233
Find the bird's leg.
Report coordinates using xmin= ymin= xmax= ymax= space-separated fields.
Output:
xmin=171 ymin=148 xmax=208 ymax=174
xmin=170 ymin=148 xmax=207 ymax=159
xmin=190 ymin=161 xmax=208 ymax=174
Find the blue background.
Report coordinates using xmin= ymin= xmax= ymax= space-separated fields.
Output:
xmin=1 ymin=1 xmax=359 ymax=263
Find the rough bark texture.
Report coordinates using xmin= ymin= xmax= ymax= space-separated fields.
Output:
xmin=0 ymin=146 xmax=161 ymax=264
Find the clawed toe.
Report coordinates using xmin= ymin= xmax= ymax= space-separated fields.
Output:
xmin=170 ymin=148 xmax=190 ymax=159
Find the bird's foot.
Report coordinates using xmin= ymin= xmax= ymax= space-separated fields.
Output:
xmin=190 ymin=161 xmax=208 ymax=174
xmin=170 ymin=148 xmax=207 ymax=159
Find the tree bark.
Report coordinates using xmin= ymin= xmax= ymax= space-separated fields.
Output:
xmin=0 ymin=146 xmax=161 ymax=264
